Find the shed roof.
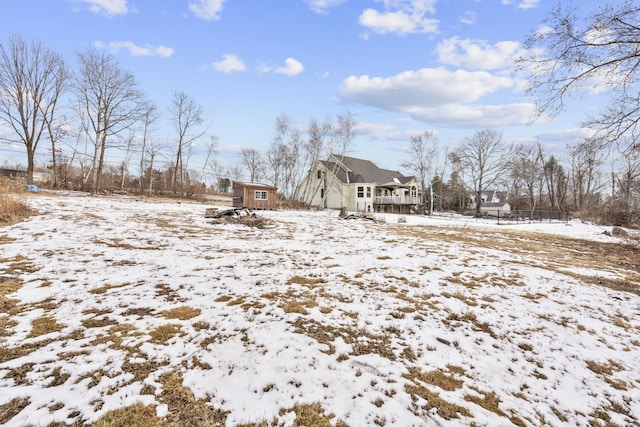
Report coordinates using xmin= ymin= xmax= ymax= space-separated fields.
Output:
xmin=232 ymin=181 xmax=277 ymax=189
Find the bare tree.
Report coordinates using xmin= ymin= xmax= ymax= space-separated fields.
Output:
xmin=144 ymin=143 xmax=165 ymax=196
xmin=518 ymin=2 xmax=640 ymax=151
xmin=201 ymin=135 xmax=218 ymax=186
xmin=228 ymin=163 xmax=245 ymax=183
xmin=168 ymin=91 xmax=207 ymax=195
xmin=241 ymin=147 xmax=263 ymax=183
xmin=74 ymin=48 xmax=148 ymax=193
xmin=119 ymin=130 xmax=137 ymax=190
xmin=208 ymin=159 xmax=226 ymax=192
xmin=0 ymin=34 xmax=68 ymax=183
xmin=455 ymin=129 xmax=511 ymax=215
xmin=541 ymin=154 xmax=568 ymax=212
xmin=568 ymin=139 xmax=604 ymax=212
xmin=295 ymin=117 xmax=331 ymax=204
xmin=138 ymin=104 xmax=159 ymax=193
xmin=612 ymin=144 xmax=640 ymax=225
xmin=266 ymin=114 xmax=304 ymax=200
xmin=401 ymin=131 xmax=439 ymax=214
xmin=509 ymin=142 xmax=543 ymax=210
xmin=329 ymin=111 xmax=356 ymax=160
xmin=322 ymin=112 xmax=357 ymax=206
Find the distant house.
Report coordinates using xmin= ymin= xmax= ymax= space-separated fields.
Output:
xmin=232 ymin=181 xmax=277 ymax=210
xmin=296 ymin=155 xmax=421 ymax=214
xmin=481 ymin=190 xmax=508 ymax=204
xmin=480 ymin=201 xmax=511 ymax=216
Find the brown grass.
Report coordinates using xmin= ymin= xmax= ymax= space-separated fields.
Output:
xmin=0 ymin=276 xmax=21 ymax=315
xmin=160 ymin=306 xmax=201 ymax=320
xmin=149 ymin=324 xmax=182 ymax=344
xmin=0 ymin=397 xmax=30 ymax=424
xmin=28 ymin=315 xmax=64 ymax=337
xmin=0 ymin=178 xmax=34 ymax=224
xmin=405 ymin=382 xmax=471 ymax=420
xmin=91 ymin=402 xmax=163 ymax=427
xmin=158 ymin=371 xmax=227 ymax=426
xmin=404 ymin=366 xmax=465 ymax=391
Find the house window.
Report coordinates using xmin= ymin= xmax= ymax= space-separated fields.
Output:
xmin=320 ymin=188 xmax=324 ymax=198
xmin=254 ymin=190 xmax=268 ymax=200
xmin=357 ymin=186 xmax=364 ymax=198
xmin=317 ymin=170 xmax=322 ymax=179
xmin=410 ymin=186 xmax=417 ymax=197
xmin=366 ymin=186 xmax=371 ymax=198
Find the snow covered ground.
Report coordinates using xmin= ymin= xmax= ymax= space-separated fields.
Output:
xmin=1 ymin=192 xmax=639 ymax=426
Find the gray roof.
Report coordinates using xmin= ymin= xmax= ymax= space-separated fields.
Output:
xmin=320 ymin=155 xmax=414 ymax=185
xmin=482 ymin=201 xmax=509 ymax=208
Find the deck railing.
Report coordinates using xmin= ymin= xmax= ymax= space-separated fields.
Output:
xmin=374 ymin=196 xmax=420 ymax=205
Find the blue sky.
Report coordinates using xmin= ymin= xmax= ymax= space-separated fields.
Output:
xmin=0 ymin=0 xmax=603 ymax=178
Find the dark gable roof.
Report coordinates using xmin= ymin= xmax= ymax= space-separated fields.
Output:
xmin=482 ymin=201 xmax=509 ymax=208
xmin=320 ymin=155 xmax=414 ymax=184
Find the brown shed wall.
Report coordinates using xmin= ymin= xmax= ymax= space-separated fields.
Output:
xmin=232 ymin=183 xmax=277 ymax=209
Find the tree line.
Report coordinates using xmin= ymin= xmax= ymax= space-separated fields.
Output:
xmin=0 ymin=33 xmax=359 ymax=202
xmin=1 ymin=0 xmax=639 ymax=227
xmin=401 ymin=128 xmax=639 ymax=227
xmin=0 ymin=34 xmax=215 ymax=196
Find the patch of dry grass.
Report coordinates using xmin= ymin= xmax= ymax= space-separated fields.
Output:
xmin=0 ymin=314 xmax=17 ymax=336
xmin=149 ymin=324 xmax=182 ymax=344
xmin=90 ymin=283 xmax=130 ymax=295
xmin=0 ymin=396 xmax=30 ymax=424
xmin=28 ymin=315 xmax=64 ymax=337
xmin=91 ymin=402 xmax=163 ymax=427
xmin=286 ymin=275 xmax=327 ymax=287
xmin=158 ymin=371 xmax=227 ymax=426
xmin=404 ymin=381 xmax=471 ymax=420
xmin=5 ymin=362 xmax=34 ymax=385
xmin=292 ymin=317 xmax=396 ymax=360
xmin=403 ymin=366 xmax=465 ymax=391
xmin=160 ymin=306 xmax=201 ymax=320
xmin=0 ymin=178 xmax=34 ymax=224
xmin=0 ymin=276 xmax=21 ymax=315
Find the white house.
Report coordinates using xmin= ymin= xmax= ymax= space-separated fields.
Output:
xmin=296 ymin=155 xmax=421 ymax=214
xmin=479 ymin=201 xmax=511 ymax=215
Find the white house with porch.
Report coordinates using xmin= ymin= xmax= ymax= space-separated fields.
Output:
xmin=296 ymin=155 xmax=421 ymax=214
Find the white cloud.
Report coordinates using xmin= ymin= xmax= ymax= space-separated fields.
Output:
xmin=93 ymin=41 xmax=174 ymax=57
xmin=502 ymin=0 xmax=540 ymax=9
xmin=189 ymin=0 xmax=226 ymax=21
xmin=340 ymin=68 xmax=513 ymax=106
xmin=69 ymin=0 xmax=128 ymax=16
xmin=459 ymin=10 xmax=476 ymax=25
xmin=209 ymin=54 xmax=246 ymax=73
xmin=435 ymin=37 xmax=523 ymax=70
xmin=339 ymin=67 xmax=534 ymax=127
xmin=305 ymin=0 xmax=347 ymax=14
xmin=518 ymin=0 xmax=540 ymax=9
xmin=355 ymin=121 xmax=415 ymax=142
xmin=274 ymin=58 xmax=304 ymax=76
xmin=359 ymin=0 xmax=439 ymax=35
xmin=406 ymin=103 xmax=536 ymax=127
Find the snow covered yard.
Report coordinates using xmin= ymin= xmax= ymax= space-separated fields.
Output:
xmin=0 ymin=192 xmax=639 ymax=427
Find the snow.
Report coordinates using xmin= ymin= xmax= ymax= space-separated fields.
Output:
xmin=0 ymin=192 xmax=639 ymax=426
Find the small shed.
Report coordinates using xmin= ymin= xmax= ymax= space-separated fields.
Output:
xmin=232 ymin=181 xmax=277 ymax=210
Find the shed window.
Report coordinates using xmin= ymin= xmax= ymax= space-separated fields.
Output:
xmin=254 ymin=190 xmax=268 ymax=200
xmin=357 ymin=186 xmax=364 ymax=198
